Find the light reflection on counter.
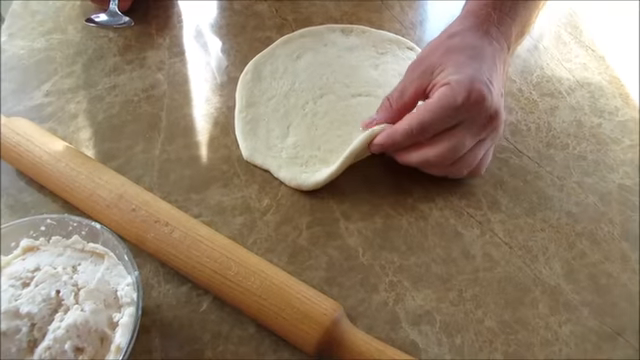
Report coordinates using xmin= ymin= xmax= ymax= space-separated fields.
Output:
xmin=418 ymin=0 xmax=464 ymax=44
xmin=526 ymin=1 xmax=637 ymax=105
xmin=178 ymin=1 xmax=227 ymax=164
xmin=571 ymin=1 xmax=639 ymax=104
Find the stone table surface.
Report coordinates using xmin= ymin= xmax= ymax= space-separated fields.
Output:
xmin=1 ymin=1 xmax=638 ymax=358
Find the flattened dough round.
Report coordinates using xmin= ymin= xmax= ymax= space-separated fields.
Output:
xmin=235 ymin=25 xmax=420 ymax=190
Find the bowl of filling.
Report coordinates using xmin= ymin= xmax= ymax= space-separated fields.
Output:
xmin=1 ymin=214 xmax=142 ymax=360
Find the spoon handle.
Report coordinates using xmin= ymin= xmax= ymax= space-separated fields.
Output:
xmin=109 ymin=0 xmax=120 ymax=12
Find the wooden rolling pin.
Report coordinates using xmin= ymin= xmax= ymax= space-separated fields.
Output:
xmin=0 ymin=115 xmax=413 ymax=359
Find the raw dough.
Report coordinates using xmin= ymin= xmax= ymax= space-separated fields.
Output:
xmin=235 ymin=25 xmax=420 ymax=190
xmin=1 ymin=236 xmax=136 ymax=360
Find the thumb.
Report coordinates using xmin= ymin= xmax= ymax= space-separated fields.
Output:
xmin=362 ymin=76 xmax=424 ymax=129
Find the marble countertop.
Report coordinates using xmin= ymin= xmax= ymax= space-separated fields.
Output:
xmin=1 ymin=1 xmax=638 ymax=358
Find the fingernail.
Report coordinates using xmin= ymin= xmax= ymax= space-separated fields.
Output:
xmin=361 ymin=115 xmax=379 ymax=130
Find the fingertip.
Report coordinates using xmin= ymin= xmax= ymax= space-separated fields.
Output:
xmin=467 ymin=167 xmax=486 ymax=178
xmin=361 ymin=115 xmax=379 ymax=130
xmin=468 ymin=145 xmax=495 ymax=177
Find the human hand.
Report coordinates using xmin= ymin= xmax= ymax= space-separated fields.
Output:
xmin=90 ymin=0 xmax=134 ymax=12
xmin=363 ymin=16 xmax=510 ymax=178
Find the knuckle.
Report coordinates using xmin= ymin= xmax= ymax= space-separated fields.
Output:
xmin=485 ymin=110 xmax=503 ymax=131
xmin=464 ymin=81 xmax=492 ymax=108
xmin=379 ymin=81 xmax=420 ymax=118
xmin=474 ymin=101 xmax=504 ymax=137
xmin=380 ymin=94 xmax=397 ymax=113
xmin=379 ymin=81 xmax=411 ymax=115
xmin=451 ymin=79 xmax=498 ymax=113
xmin=399 ymin=121 xmax=423 ymax=144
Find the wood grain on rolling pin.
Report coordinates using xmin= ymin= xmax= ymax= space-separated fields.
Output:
xmin=0 ymin=115 xmax=413 ymax=359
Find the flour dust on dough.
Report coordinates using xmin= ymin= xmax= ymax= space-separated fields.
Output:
xmin=235 ymin=25 xmax=420 ymax=191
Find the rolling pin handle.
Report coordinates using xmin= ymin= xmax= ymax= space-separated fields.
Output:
xmin=319 ymin=310 xmax=414 ymax=359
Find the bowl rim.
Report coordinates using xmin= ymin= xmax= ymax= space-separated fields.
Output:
xmin=1 ymin=213 xmax=143 ymax=360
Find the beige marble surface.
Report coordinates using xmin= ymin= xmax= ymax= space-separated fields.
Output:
xmin=1 ymin=1 xmax=638 ymax=358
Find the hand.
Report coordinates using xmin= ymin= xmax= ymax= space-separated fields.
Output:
xmin=363 ymin=16 xmax=510 ymax=178
xmin=91 ymin=0 xmax=134 ymax=12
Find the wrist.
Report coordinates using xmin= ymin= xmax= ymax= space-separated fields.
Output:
xmin=455 ymin=5 xmax=514 ymax=55
xmin=447 ymin=10 xmax=511 ymax=62
xmin=457 ymin=0 xmax=545 ymax=55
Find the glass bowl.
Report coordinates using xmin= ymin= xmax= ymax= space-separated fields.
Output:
xmin=1 ymin=214 xmax=143 ymax=360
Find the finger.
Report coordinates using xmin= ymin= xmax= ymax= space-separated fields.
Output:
xmin=417 ymin=137 xmax=494 ymax=179
xmin=370 ymin=85 xmax=461 ymax=154
xmin=362 ymin=70 xmax=426 ymax=129
xmin=391 ymin=122 xmax=480 ymax=168
xmin=444 ymin=138 xmax=495 ymax=178
xmin=467 ymin=145 xmax=495 ymax=177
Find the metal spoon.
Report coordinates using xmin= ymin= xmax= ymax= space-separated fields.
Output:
xmin=84 ymin=0 xmax=134 ymax=28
